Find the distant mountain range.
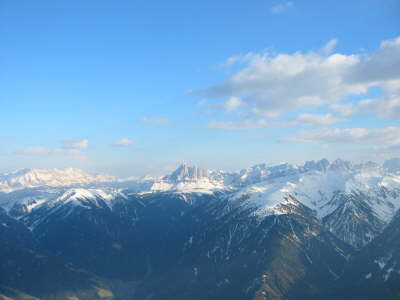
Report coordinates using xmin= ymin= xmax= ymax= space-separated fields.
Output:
xmin=1 ymin=159 xmax=400 ymax=299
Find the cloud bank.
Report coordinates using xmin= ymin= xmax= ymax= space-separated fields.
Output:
xmin=203 ymin=37 xmax=400 ymax=123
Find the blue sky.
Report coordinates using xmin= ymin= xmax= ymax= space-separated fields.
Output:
xmin=1 ymin=0 xmax=400 ymax=176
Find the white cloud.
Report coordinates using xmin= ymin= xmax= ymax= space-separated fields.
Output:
xmin=267 ymin=113 xmax=345 ymax=128
xmin=209 ymin=119 xmax=268 ymax=130
xmin=112 ymin=138 xmax=134 ymax=147
xmin=222 ymin=96 xmax=243 ymax=111
xmin=382 ymin=79 xmax=400 ymax=92
xmin=207 ymin=50 xmax=363 ymax=118
xmin=209 ymin=113 xmax=344 ymax=130
xmin=330 ymin=103 xmax=355 ymax=116
xmin=357 ymin=94 xmax=400 ymax=120
xmin=62 ymin=139 xmax=89 ymax=149
xmin=346 ymin=37 xmax=400 ymax=84
xmin=270 ymin=1 xmax=294 ymax=14
xmin=220 ymin=52 xmax=258 ymax=67
xmin=141 ymin=117 xmax=171 ymax=126
xmin=294 ymin=113 xmax=345 ymax=126
xmin=321 ymin=39 xmax=338 ymax=55
xmin=332 ymin=93 xmax=400 ymax=120
xmin=203 ymin=36 xmax=400 ymax=122
xmin=281 ymin=127 xmax=400 ymax=146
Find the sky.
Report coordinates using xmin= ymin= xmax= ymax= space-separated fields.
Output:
xmin=1 ymin=0 xmax=400 ymax=177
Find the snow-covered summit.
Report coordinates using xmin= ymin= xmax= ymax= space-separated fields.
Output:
xmin=236 ymin=167 xmax=400 ymax=217
xmin=230 ymin=160 xmax=400 ymax=248
xmin=0 ymin=158 xmax=395 ymax=194
xmin=164 ymin=164 xmax=216 ymax=182
xmin=45 ymin=188 xmax=125 ymax=208
xmin=150 ymin=163 xmax=227 ymax=193
xmin=0 ymin=168 xmax=116 ymax=192
xmin=233 ymin=158 xmax=375 ymax=187
xmin=1 ymin=158 xmax=400 ymax=248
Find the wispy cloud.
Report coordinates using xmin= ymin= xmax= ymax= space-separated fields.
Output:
xmin=141 ymin=117 xmax=171 ymax=126
xmin=14 ymin=146 xmax=51 ymax=155
xmin=280 ymin=127 xmax=400 ymax=146
xmin=209 ymin=119 xmax=268 ymax=130
xmin=332 ymin=93 xmax=400 ymax=120
xmin=321 ymin=38 xmax=338 ymax=55
xmin=270 ymin=1 xmax=294 ymax=14
xmin=112 ymin=138 xmax=134 ymax=147
xmin=14 ymin=139 xmax=89 ymax=160
xmin=330 ymin=103 xmax=355 ymax=116
xmin=196 ymin=98 xmax=207 ymax=106
xmin=208 ymin=113 xmax=345 ymax=131
xmin=14 ymin=146 xmax=86 ymax=159
xmin=247 ymin=134 xmax=267 ymax=140
xmin=222 ymin=96 xmax=243 ymax=112
xmin=62 ymin=139 xmax=89 ymax=149
xmin=293 ymin=113 xmax=346 ymax=126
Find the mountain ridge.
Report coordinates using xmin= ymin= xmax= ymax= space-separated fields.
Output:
xmin=1 ymin=158 xmax=400 ymax=299
xmin=1 ymin=158 xmax=396 ymax=193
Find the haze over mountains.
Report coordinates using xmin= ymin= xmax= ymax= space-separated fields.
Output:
xmin=1 ymin=158 xmax=400 ymax=299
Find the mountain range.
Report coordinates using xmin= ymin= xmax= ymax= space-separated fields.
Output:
xmin=1 ymin=158 xmax=400 ymax=299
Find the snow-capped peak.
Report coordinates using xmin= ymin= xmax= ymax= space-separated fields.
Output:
xmin=164 ymin=164 xmax=211 ymax=182
xmin=1 ymin=158 xmax=400 ymax=248
xmin=0 ymin=168 xmax=117 ymax=192
xmin=47 ymin=188 xmax=124 ymax=208
xmin=329 ymin=158 xmax=353 ymax=171
xmin=230 ymin=161 xmax=400 ymax=248
xmin=149 ymin=164 xmax=227 ymax=193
